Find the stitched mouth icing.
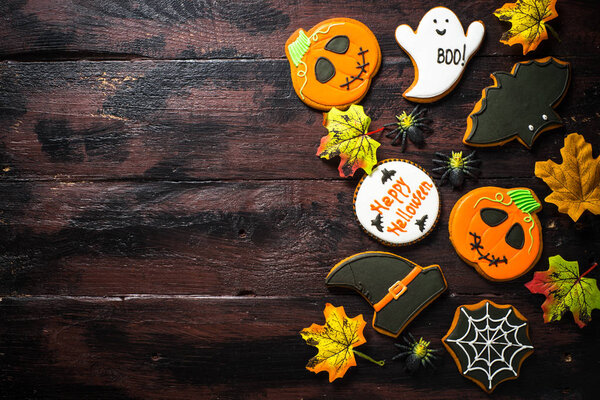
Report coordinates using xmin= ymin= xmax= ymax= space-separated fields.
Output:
xmin=436 ymin=29 xmax=446 ymax=36
xmin=469 ymin=232 xmax=508 ymax=267
xmin=339 ymin=47 xmax=370 ymax=90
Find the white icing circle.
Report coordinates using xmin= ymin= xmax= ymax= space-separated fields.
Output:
xmin=354 ymin=159 xmax=440 ymax=246
xmin=528 ymin=124 xmax=534 ymax=131
xmin=395 ymin=7 xmax=485 ymax=100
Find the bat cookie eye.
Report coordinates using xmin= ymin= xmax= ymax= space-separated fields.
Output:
xmin=324 ymin=35 xmax=350 ymax=54
xmin=505 ymin=223 xmax=525 ymax=249
xmin=315 ymin=57 xmax=336 ymax=83
xmin=445 ymin=19 xmax=449 ymax=23
xmin=433 ymin=19 xmax=437 ymax=23
xmin=480 ymin=208 xmax=508 ymax=227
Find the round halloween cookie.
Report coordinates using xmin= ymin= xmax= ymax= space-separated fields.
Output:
xmin=354 ymin=159 xmax=440 ymax=246
xmin=285 ymin=18 xmax=381 ymax=111
xmin=395 ymin=7 xmax=484 ymax=102
xmin=449 ymin=187 xmax=543 ymax=281
xmin=443 ymin=300 xmax=534 ymax=393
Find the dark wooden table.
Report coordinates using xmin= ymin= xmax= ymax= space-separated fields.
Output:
xmin=1 ymin=1 xmax=599 ymax=399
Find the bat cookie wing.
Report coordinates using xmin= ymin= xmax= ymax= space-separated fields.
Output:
xmin=326 ymin=251 xmax=447 ymax=337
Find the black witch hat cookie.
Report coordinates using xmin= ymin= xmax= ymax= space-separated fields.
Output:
xmin=463 ymin=57 xmax=571 ymax=148
xmin=353 ymin=159 xmax=441 ymax=246
xmin=326 ymin=252 xmax=448 ymax=337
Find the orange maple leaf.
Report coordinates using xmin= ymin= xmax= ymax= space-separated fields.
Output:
xmin=494 ymin=0 xmax=558 ymax=55
xmin=535 ymin=133 xmax=600 ymax=221
xmin=300 ymin=303 xmax=383 ymax=382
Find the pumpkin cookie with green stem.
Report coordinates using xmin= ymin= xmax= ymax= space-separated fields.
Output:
xmin=449 ymin=187 xmax=543 ymax=281
xmin=285 ymin=18 xmax=381 ymax=111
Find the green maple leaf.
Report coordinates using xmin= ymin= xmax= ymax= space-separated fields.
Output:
xmin=317 ymin=105 xmax=380 ymax=178
xmin=525 ymin=255 xmax=600 ymax=328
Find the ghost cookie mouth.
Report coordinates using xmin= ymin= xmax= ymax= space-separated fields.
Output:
xmin=436 ymin=28 xmax=446 ymax=36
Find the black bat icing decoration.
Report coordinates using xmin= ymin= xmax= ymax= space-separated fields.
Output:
xmin=415 ymin=214 xmax=428 ymax=232
xmin=381 ymin=168 xmax=396 ymax=184
xmin=371 ymin=213 xmax=384 ymax=232
xmin=463 ymin=57 xmax=571 ymax=148
xmin=326 ymin=252 xmax=447 ymax=337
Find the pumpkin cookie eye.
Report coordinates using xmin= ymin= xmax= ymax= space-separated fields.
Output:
xmin=315 ymin=57 xmax=336 ymax=83
xmin=505 ymin=223 xmax=525 ymax=249
xmin=480 ymin=208 xmax=508 ymax=227
xmin=324 ymin=35 xmax=350 ymax=54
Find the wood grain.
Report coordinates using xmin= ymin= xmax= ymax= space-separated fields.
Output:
xmin=0 ymin=0 xmax=599 ymax=60
xmin=1 ymin=296 xmax=598 ymax=399
xmin=1 ymin=0 xmax=599 ymax=399
xmin=1 ymin=57 xmax=598 ymax=181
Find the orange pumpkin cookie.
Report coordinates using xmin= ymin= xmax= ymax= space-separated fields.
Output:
xmin=285 ymin=18 xmax=381 ymax=111
xmin=449 ymin=187 xmax=543 ymax=281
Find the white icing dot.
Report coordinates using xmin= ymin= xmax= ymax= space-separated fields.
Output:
xmin=542 ymin=114 xmax=548 ymax=120
xmin=528 ymin=125 xmax=534 ymax=131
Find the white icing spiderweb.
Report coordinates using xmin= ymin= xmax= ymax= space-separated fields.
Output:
xmin=445 ymin=302 xmax=533 ymax=390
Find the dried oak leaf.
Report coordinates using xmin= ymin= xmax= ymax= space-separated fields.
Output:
xmin=494 ymin=0 xmax=558 ymax=55
xmin=317 ymin=104 xmax=380 ymax=178
xmin=300 ymin=303 xmax=367 ymax=382
xmin=525 ymin=255 xmax=600 ymax=328
xmin=535 ymin=133 xmax=600 ymax=221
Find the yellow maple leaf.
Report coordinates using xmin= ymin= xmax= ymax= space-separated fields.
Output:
xmin=300 ymin=303 xmax=383 ymax=382
xmin=535 ymin=133 xmax=600 ymax=221
xmin=494 ymin=0 xmax=558 ymax=55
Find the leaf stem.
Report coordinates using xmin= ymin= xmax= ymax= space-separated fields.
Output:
xmin=352 ymin=349 xmax=385 ymax=366
xmin=579 ymin=262 xmax=598 ymax=280
xmin=366 ymin=127 xmax=384 ymax=136
xmin=546 ymin=24 xmax=561 ymax=43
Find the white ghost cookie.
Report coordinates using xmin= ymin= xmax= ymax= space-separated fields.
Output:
xmin=395 ymin=7 xmax=485 ymax=102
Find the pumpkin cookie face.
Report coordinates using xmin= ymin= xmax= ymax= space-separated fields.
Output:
xmin=449 ymin=187 xmax=543 ymax=281
xmin=285 ymin=18 xmax=382 ymax=111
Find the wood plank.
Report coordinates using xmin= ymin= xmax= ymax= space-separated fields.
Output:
xmin=1 ymin=57 xmax=599 ymax=181
xmin=0 ymin=0 xmax=599 ymax=60
xmin=1 ymin=177 xmax=598 ymax=296
xmin=0 ymin=296 xmax=597 ymax=399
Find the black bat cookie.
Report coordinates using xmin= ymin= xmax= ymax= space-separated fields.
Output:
xmin=415 ymin=214 xmax=428 ymax=232
xmin=381 ymin=168 xmax=396 ymax=184
xmin=371 ymin=213 xmax=384 ymax=232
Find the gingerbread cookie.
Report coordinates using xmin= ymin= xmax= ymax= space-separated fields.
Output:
xmin=354 ymin=159 xmax=440 ymax=246
xmin=463 ymin=57 xmax=571 ymax=148
xmin=285 ymin=18 xmax=381 ymax=111
xmin=326 ymin=252 xmax=447 ymax=337
xmin=395 ymin=7 xmax=484 ymax=102
xmin=443 ymin=300 xmax=534 ymax=393
xmin=449 ymin=187 xmax=543 ymax=281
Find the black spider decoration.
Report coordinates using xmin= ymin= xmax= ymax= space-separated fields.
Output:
xmin=432 ymin=150 xmax=481 ymax=189
xmin=384 ymin=106 xmax=430 ymax=151
xmin=392 ymin=333 xmax=439 ymax=373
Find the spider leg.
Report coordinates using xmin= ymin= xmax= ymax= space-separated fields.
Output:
xmin=394 ymin=343 xmax=411 ymax=351
xmin=409 ymin=105 xmax=420 ymax=117
xmin=462 ymin=150 xmax=477 ymax=160
xmin=384 ymin=122 xmax=398 ymax=128
xmin=464 ymin=159 xmax=481 ymax=166
xmin=463 ymin=166 xmax=481 ymax=173
xmin=439 ymin=170 xmax=451 ymax=184
xmin=391 ymin=351 xmax=412 ymax=361
xmin=464 ymin=169 xmax=480 ymax=180
xmin=391 ymin=131 xmax=403 ymax=146
xmin=432 ymin=166 xmax=448 ymax=172
xmin=424 ymin=357 xmax=437 ymax=369
xmin=432 ymin=159 xmax=449 ymax=165
xmin=434 ymin=152 xmax=449 ymax=158
xmin=401 ymin=133 xmax=407 ymax=152
xmin=386 ymin=128 xmax=400 ymax=138
xmin=407 ymin=332 xmax=416 ymax=343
